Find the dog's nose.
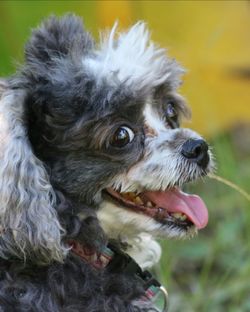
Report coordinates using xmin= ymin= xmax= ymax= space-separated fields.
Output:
xmin=181 ymin=139 xmax=209 ymax=168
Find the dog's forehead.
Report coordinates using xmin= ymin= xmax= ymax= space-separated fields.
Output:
xmin=83 ymin=81 xmax=146 ymax=119
xmin=143 ymin=103 xmax=166 ymax=136
xmin=82 ymin=22 xmax=184 ymax=96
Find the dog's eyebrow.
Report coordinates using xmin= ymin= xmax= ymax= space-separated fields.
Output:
xmin=168 ymin=92 xmax=191 ymax=120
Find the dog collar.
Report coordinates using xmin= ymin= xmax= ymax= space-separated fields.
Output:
xmin=68 ymin=240 xmax=169 ymax=312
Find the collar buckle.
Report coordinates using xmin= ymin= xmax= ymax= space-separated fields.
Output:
xmin=159 ymin=285 xmax=169 ymax=312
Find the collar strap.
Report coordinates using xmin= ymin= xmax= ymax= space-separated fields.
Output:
xmin=68 ymin=240 xmax=168 ymax=312
xmin=68 ymin=240 xmax=113 ymax=269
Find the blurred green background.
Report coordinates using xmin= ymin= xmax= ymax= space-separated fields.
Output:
xmin=0 ymin=1 xmax=250 ymax=311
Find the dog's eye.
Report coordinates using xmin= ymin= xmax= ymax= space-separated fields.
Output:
xmin=164 ymin=102 xmax=179 ymax=128
xmin=166 ymin=102 xmax=177 ymax=119
xmin=110 ymin=126 xmax=135 ymax=148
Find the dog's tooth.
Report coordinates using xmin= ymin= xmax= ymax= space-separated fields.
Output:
xmin=135 ymin=196 xmax=143 ymax=205
xmin=146 ymin=201 xmax=153 ymax=208
xmin=172 ymin=212 xmax=181 ymax=218
xmin=172 ymin=212 xmax=186 ymax=220
xmin=128 ymin=192 xmax=136 ymax=199
xmin=122 ymin=192 xmax=134 ymax=201
xmin=179 ymin=214 xmax=187 ymax=221
xmin=172 ymin=213 xmax=187 ymax=221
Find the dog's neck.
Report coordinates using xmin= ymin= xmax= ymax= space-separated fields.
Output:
xmin=68 ymin=238 xmax=169 ymax=311
xmin=97 ymin=200 xmax=162 ymax=269
xmin=56 ymin=191 xmax=161 ymax=270
xmin=55 ymin=190 xmax=162 ymax=270
xmin=124 ymin=233 xmax=162 ymax=270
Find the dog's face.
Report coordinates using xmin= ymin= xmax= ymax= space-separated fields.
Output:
xmin=98 ymin=97 xmax=213 ymax=240
xmin=21 ymin=16 xmax=213 ymax=245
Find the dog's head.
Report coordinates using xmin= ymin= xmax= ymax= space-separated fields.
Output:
xmin=0 ymin=15 xmax=213 ymax=263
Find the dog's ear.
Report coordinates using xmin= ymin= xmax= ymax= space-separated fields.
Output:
xmin=25 ymin=14 xmax=94 ymax=72
xmin=0 ymin=85 xmax=67 ymax=263
xmin=21 ymin=14 xmax=94 ymax=117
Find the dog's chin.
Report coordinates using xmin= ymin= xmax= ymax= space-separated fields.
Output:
xmin=98 ymin=183 xmax=208 ymax=240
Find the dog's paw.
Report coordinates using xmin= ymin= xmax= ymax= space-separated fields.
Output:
xmin=62 ymin=213 xmax=107 ymax=252
xmin=56 ymin=192 xmax=107 ymax=251
xmin=77 ymin=215 xmax=107 ymax=251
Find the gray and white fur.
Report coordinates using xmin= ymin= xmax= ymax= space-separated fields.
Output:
xmin=0 ymin=14 xmax=213 ymax=311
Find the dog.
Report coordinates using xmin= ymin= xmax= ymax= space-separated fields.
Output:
xmin=0 ymin=14 xmax=213 ymax=311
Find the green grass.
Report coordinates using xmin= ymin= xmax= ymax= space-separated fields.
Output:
xmin=159 ymin=133 xmax=250 ymax=312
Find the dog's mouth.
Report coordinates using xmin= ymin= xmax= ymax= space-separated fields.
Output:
xmin=105 ymin=187 xmax=208 ymax=230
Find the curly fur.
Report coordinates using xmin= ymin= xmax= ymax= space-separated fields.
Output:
xmin=0 ymin=255 xmax=156 ymax=312
xmin=0 ymin=89 xmax=66 ymax=263
xmin=0 ymin=14 xmax=212 ymax=311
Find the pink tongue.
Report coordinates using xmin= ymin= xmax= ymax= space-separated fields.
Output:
xmin=144 ymin=188 xmax=208 ymax=229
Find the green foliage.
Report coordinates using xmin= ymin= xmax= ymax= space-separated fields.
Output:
xmin=0 ymin=1 xmax=97 ymax=76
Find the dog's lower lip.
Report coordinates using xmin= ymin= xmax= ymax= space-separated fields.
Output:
xmin=104 ymin=188 xmax=194 ymax=226
xmin=104 ymin=189 xmax=164 ymax=219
